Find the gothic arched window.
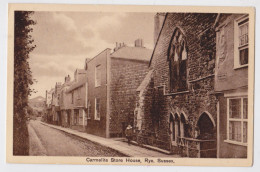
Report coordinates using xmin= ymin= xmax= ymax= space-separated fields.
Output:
xmin=168 ymin=28 xmax=188 ymax=92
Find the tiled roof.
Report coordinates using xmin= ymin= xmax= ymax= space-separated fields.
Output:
xmin=111 ymin=46 xmax=153 ymax=62
xmin=66 ymin=78 xmax=87 ymax=93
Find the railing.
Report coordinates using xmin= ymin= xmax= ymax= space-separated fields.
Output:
xmin=133 ymin=133 xmax=170 ymax=150
xmin=177 ymin=137 xmax=216 ymax=158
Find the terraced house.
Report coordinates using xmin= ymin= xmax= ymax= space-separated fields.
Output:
xmin=45 ymin=88 xmax=54 ymax=123
xmin=65 ymin=69 xmax=88 ymax=131
xmin=50 ymin=82 xmax=62 ymax=125
xmin=59 ymin=75 xmax=73 ymax=128
xmin=134 ymin=13 xmax=249 ymax=158
xmin=214 ymin=14 xmax=249 ymax=158
xmin=84 ymin=40 xmax=152 ymax=138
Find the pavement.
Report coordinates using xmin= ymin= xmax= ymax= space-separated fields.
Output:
xmin=40 ymin=121 xmax=180 ymax=157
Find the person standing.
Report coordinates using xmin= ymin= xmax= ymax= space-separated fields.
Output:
xmin=125 ymin=125 xmax=133 ymax=146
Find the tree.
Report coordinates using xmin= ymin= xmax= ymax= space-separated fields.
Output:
xmin=13 ymin=11 xmax=36 ymax=155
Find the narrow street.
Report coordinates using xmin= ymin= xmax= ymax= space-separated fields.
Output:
xmin=28 ymin=120 xmax=126 ymax=156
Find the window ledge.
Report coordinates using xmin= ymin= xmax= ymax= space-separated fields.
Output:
xmin=224 ymin=139 xmax=247 ymax=147
xmin=94 ymin=118 xmax=100 ymax=121
xmin=234 ymin=64 xmax=248 ymax=70
xmin=95 ymin=85 xmax=101 ymax=88
xmin=165 ymin=90 xmax=189 ymax=96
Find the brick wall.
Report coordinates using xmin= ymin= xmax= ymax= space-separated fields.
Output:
xmin=109 ymin=58 xmax=149 ymax=137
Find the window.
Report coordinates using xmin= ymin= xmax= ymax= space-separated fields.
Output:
xmin=227 ymin=97 xmax=248 ymax=145
xmin=168 ymin=28 xmax=188 ymax=92
xmin=170 ymin=114 xmax=187 ymax=146
xmin=234 ymin=16 xmax=249 ymax=68
xmin=95 ymin=98 xmax=100 ymax=120
xmin=71 ymin=92 xmax=74 ymax=104
xmin=95 ymin=65 xmax=101 ymax=87
xmin=87 ymin=101 xmax=91 ymax=119
xmin=74 ymin=109 xmax=79 ymax=125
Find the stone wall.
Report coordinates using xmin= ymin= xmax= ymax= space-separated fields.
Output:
xmin=109 ymin=58 xmax=149 ymax=137
xmin=137 ymin=13 xmax=220 ymax=154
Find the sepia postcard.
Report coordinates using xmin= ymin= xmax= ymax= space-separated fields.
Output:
xmin=6 ymin=4 xmax=255 ymax=166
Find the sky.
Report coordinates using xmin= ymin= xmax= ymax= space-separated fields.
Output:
xmin=29 ymin=12 xmax=155 ymax=99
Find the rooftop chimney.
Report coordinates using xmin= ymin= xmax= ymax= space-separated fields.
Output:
xmin=135 ymin=39 xmax=143 ymax=47
xmin=65 ymin=75 xmax=71 ymax=83
xmin=154 ymin=13 xmax=166 ymax=45
xmin=114 ymin=42 xmax=125 ymax=52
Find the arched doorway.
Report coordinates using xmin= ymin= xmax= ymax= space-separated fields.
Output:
xmin=197 ymin=112 xmax=215 ymax=140
xmin=197 ymin=112 xmax=216 ymax=158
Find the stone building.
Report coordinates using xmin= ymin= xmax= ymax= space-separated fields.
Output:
xmin=109 ymin=39 xmax=152 ymax=137
xmin=134 ymin=13 xmax=221 ymax=158
xmin=84 ymin=40 xmax=152 ymax=138
xmin=214 ymin=14 xmax=249 ymax=158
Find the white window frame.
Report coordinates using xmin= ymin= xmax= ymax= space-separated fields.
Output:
xmin=87 ymin=101 xmax=91 ymax=119
xmin=226 ymin=97 xmax=248 ymax=146
xmin=95 ymin=65 xmax=101 ymax=87
xmin=234 ymin=15 xmax=249 ymax=69
xmin=95 ymin=98 xmax=100 ymax=120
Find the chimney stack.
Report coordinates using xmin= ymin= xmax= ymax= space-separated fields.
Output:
xmin=65 ymin=75 xmax=71 ymax=83
xmin=154 ymin=13 xmax=166 ymax=45
xmin=114 ymin=42 xmax=125 ymax=52
xmin=135 ymin=39 xmax=143 ymax=47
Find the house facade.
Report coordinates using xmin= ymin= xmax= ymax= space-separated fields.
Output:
xmin=134 ymin=13 xmax=222 ymax=158
xmin=65 ymin=69 xmax=88 ymax=131
xmin=59 ymin=75 xmax=73 ymax=127
xmin=45 ymin=88 xmax=54 ymax=123
xmin=84 ymin=41 xmax=152 ymax=138
xmin=215 ymin=14 xmax=249 ymax=158
xmin=109 ymin=40 xmax=152 ymax=137
xmin=51 ymin=82 xmax=62 ymax=125
xmin=84 ymin=48 xmax=110 ymax=137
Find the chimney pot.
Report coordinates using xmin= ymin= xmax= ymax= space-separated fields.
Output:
xmin=135 ymin=39 xmax=143 ymax=47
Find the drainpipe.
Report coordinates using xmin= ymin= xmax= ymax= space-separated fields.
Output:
xmin=217 ymin=100 xmax=220 ymax=158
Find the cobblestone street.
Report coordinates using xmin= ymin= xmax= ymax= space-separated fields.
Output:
xmin=28 ymin=120 xmax=126 ymax=156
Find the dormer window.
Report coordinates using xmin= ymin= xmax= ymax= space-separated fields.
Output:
xmin=168 ymin=28 xmax=188 ymax=92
